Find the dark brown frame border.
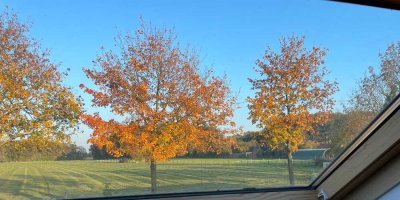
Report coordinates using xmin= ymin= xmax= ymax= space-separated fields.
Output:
xmin=331 ymin=0 xmax=400 ymax=10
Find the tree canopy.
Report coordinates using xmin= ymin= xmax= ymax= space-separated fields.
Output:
xmin=81 ymin=22 xmax=237 ymax=192
xmin=247 ymin=36 xmax=338 ymax=184
xmin=349 ymin=42 xmax=400 ymax=113
xmin=0 ymin=10 xmax=82 ymax=146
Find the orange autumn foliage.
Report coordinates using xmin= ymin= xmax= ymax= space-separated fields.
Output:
xmin=248 ymin=36 xmax=338 ymax=153
xmin=81 ymin=22 xmax=237 ymax=163
xmin=0 ymin=10 xmax=82 ymax=144
xmin=247 ymin=36 xmax=338 ymax=185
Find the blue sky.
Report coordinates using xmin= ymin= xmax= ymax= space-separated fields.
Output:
xmin=1 ymin=0 xmax=400 ymax=149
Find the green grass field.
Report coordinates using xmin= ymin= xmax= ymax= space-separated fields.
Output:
xmin=0 ymin=159 xmax=322 ymax=199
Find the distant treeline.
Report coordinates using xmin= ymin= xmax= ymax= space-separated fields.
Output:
xmin=0 ymin=110 xmax=371 ymax=162
xmin=182 ymin=110 xmax=374 ymax=160
xmin=0 ymin=140 xmax=132 ymax=162
xmin=89 ymin=145 xmax=131 ymax=160
xmin=0 ymin=140 xmax=89 ymax=162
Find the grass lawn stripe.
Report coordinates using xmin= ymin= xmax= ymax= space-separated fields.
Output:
xmin=0 ymin=166 xmax=22 ymax=192
xmin=19 ymin=166 xmax=28 ymax=194
xmin=0 ymin=159 xmax=322 ymax=199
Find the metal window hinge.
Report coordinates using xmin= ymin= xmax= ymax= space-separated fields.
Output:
xmin=318 ymin=188 xmax=329 ymax=200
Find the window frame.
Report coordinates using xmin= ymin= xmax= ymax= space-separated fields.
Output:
xmin=312 ymin=93 xmax=400 ymax=199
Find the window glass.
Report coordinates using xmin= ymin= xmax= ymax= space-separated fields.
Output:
xmin=0 ymin=0 xmax=399 ymax=199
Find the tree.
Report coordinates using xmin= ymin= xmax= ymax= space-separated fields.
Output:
xmin=349 ymin=42 xmax=400 ymax=114
xmin=89 ymin=144 xmax=116 ymax=160
xmin=316 ymin=111 xmax=374 ymax=157
xmin=57 ymin=144 xmax=89 ymax=160
xmin=327 ymin=42 xmax=400 ymax=157
xmin=247 ymin=36 xmax=338 ymax=185
xmin=316 ymin=112 xmax=346 ymax=151
xmin=231 ymin=132 xmax=257 ymax=154
xmin=81 ymin=22 xmax=237 ymax=193
xmin=0 ymin=10 xmax=82 ymax=148
xmin=0 ymin=138 xmax=69 ymax=161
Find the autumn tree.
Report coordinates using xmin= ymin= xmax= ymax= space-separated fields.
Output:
xmin=247 ymin=36 xmax=338 ymax=185
xmin=0 ymin=10 xmax=82 ymax=151
xmin=316 ymin=111 xmax=374 ymax=157
xmin=349 ymin=41 xmax=400 ymax=114
xmin=322 ymin=41 xmax=400 ymax=155
xmin=81 ymin=22 xmax=237 ymax=193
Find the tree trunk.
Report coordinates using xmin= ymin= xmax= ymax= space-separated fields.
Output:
xmin=150 ymin=160 xmax=157 ymax=193
xmin=287 ymin=151 xmax=295 ymax=185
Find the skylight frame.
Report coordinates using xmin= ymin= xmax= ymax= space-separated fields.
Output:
xmin=1 ymin=1 xmax=398 ymax=199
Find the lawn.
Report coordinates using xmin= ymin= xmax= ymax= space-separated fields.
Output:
xmin=0 ymin=159 xmax=322 ymax=199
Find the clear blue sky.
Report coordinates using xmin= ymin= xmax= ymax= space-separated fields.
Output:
xmin=1 ymin=0 xmax=400 ymax=149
